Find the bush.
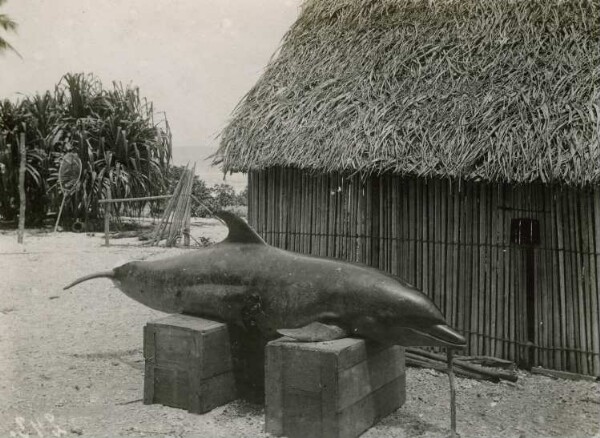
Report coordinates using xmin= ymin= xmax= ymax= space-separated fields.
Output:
xmin=166 ymin=165 xmax=248 ymax=218
xmin=0 ymin=73 xmax=172 ymax=226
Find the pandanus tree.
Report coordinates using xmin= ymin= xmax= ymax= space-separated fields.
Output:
xmin=0 ymin=0 xmax=19 ymax=56
xmin=0 ymin=73 xmax=172 ymax=226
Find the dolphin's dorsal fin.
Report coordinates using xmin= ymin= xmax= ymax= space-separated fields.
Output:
xmin=215 ymin=210 xmax=267 ymax=245
xmin=278 ymin=322 xmax=348 ymax=342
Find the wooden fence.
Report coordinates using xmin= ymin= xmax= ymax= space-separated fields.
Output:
xmin=247 ymin=167 xmax=600 ymax=376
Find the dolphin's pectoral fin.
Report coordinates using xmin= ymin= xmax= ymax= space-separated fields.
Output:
xmin=277 ymin=322 xmax=348 ymax=342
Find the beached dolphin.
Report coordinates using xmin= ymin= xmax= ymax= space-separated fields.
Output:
xmin=64 ymin=211 xmax=466 ymax=348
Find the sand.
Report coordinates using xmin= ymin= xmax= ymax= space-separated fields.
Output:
xmin=1 ymin=222 xmax=598 ymax=437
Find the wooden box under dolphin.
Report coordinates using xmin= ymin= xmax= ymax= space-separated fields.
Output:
xmin=265 ymin=338 xmax=406 ymax=438
xmin=143 ymin=314 xmax=237 ymax=413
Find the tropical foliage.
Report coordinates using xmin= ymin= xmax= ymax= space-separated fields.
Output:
xmin=0 ymin=0 xmax=18 ymax=55
xmin=0 ymin=73 xmax=172 ymax=225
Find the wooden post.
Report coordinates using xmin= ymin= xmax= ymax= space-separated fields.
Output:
xmin=447 ymin=349 xmax=458 ymax=438
xmin=104 ymin=186 xmax=111 ymax=246
xmin=17 ymin=133 xmax=26 ymax=244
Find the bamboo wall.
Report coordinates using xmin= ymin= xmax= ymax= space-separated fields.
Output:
xmin=248 ymin=168 xmax=600 ymax=376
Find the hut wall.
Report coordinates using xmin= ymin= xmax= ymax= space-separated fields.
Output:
xmin=248 ymin=168 xmax=600 ymax=376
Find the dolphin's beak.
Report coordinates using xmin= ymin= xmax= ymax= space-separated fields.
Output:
xmin=426 ymin=324 xmax=467 ymax=347
xmin=389 ymin=325 xmax=467 ymax=348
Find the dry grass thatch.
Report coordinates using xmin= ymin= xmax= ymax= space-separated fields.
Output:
xmin=216 ymin=0 xmax=600 ymax=185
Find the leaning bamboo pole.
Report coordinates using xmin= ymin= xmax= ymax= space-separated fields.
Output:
xmin=148 ymin=164 xmax=195 ymax=247
xmin=151 ymin=166 xmax=187 ymax=245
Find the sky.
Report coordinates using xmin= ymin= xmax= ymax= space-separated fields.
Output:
xmin=0 ymin=0 xmax=302 ymax=190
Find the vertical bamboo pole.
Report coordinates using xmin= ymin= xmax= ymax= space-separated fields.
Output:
xmin=536 ymin=187 xmax=546 ymax=367
xmin=563 ymin=190 xmax=577 ymax=371
xmin=442 ymin=180 xmax=455 ymax=321
xmin=402 ymin=177 xmax=410 ymax=280
xmin=422 ymin=179 xmax=430 ymax=295
xmin=321 ymin=175 xmax=328 ymax=257
xmin=248 ymin=172 xmax=254 ymax=227
xmin=538 ymin=186 xmax=550 ymax=368
xmin=490 ymin=184 xmax=501 ymax=357
xmin=104 ymin=186 xmax=111 ymax=247
xmin=582 ymin=190 xmax=594 ymax=373
xmin=432 ymin=179 xmax=440 ymax=306
xmin=281 ymin=169 xmax=289 ymax=250
xmin=473 ymin=183 xmax=483 ymax=354
xmin=415 ymin=179 xmax=423 ymax=290
xmin=314 ymin=174 xmax=319 ymax=255
xmin=549 ymin=189 xmax=561 ymax=370
xmin=445 ymin=181 xmax=456 ymax=328
xmin=556 ymin=189 xmax=568 ymax=370
xmin=392 ymin=176 xmax=399 ymax=277
xmin=408 ymin=178 xmax=416 ymax=285
xmin=327 ymin=175 xmax=334 ymax=257
xmin=456 ymin=183 xmax=468 ymax=342
xmin=347 ymin=177 xmax=355 ymax=261
xmin=503 ymin=185 xmax=513 ymax=361
xmin=574 ymin=191 xmax=589 ymax=374
xmin=438 ymin=179 xmax=447 ymax=314
xmin=480 ymin=184 xmax=490 ymax=355
xmin=382 ymin=176 xmax=386 ymax=273
xmin=591 ymin=188 xmax=600 ymax=375
xmin=17 ymin=133 xmax=26 ymax=244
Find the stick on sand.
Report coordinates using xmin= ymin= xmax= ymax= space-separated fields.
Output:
xmin=447 ymin=348 xmax=459 ymax=437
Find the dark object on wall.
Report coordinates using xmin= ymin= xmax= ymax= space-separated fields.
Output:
xmin=511 ymin=217 xmax=541 ymax=369
xmin=510 ymin=218 xmax=541 ymax=246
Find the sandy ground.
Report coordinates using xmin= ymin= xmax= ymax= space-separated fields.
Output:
xmin=1 ymin=221 xmax=599 ymax=438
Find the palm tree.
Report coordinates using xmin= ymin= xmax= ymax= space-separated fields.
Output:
xmin=0 ymin=0 xmax=18 ymax=55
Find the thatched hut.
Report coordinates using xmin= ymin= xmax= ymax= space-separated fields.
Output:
xmin=216 ymin=0 xmax=600 ymax=376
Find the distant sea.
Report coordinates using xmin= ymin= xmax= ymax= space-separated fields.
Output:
xmin=172 ymin=146 xmax=247 ymax=192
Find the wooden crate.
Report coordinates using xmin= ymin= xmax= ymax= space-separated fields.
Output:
xmin=266 ymin=338 xmax=406 ymax=438
xmin=143 ymin=314 xmax=237 ymax=413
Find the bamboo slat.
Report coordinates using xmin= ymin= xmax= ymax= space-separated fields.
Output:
xmin=478 ymin=184 xmax=487 ymax=354
xmin=564 ymin=190 xmax=578 ymax=371
xmin=583 ymin=192 xmax=594 ymax=373
xmin=415 ymin=180 xmax=423 ymax=291
xmin=592 ymin=189 xmax=600 ymax=374
xmin=578 ymin=191 xmax=591 ymax=374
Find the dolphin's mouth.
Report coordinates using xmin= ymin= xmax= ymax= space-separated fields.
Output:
xmin=417 ymin=324 xmax=467 ymax=347
xmin=387 ymin=324 xmax=467 ymax=347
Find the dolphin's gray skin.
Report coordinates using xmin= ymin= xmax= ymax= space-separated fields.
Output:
xmin=65 ymin=211 xmax=466 ymax=348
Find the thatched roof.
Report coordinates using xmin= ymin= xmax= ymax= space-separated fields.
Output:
xmin=217 ymin=0 xmax=599 ymax=185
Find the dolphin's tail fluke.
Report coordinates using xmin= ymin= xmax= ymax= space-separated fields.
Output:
xmin=63 ymin=270 xmax=115 ymax=290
